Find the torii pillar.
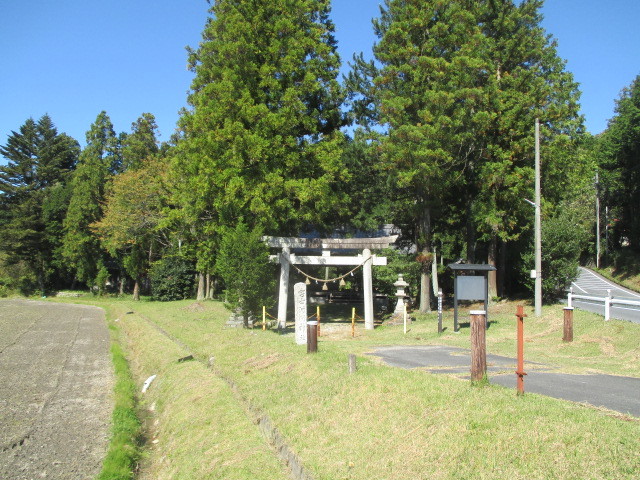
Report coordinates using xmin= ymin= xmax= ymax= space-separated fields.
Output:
xmin=277 ymin=247 xmax=290 ymax=327
xmin=362 ymin=248 xmax=373 ymax=330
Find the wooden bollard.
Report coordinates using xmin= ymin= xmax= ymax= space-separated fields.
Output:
xmin=307 ymin=320 xmax=318 ymax=353
xmin=563 ymin=307 xmax=574 ymax=342
xmin=348 ymin=354 xmax=357 ymax=374
xmin=470 ymin=310 xmax=487 ymax=382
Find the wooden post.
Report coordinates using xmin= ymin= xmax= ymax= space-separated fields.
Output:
xmin=437 ymin=289 xmax=443 ymax=334
xmin=470 ymin=310 xmax=487 ymax=382
xmin=563 ymin=307 xmax=574 ymax=342
xmin=515 ymin=305 xmax=527 ymax=395
xmin=403 ymin=303 xmax=407 ymax=334
xmin=351 ymin=307 xmax=356 ymax=338
xmin=348 ymin=354 xmax=357 ymax=374
xmin=317 ymin=305 xmax=321 ymax=337
xmin=307 ymin=320 xmax=318 ymax=353
xmin=262 ymin=306 xmax=266 ymax=331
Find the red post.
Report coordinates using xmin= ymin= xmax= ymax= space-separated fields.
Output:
xmin=515 ymin=305 xmax=527 ymax=395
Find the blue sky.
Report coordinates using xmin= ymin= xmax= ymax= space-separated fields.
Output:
xmin=1 ymin=0 xmax=639 ymax=150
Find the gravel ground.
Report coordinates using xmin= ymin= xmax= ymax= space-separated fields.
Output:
xmin=0 ymin=299 xmax=114 ymax=480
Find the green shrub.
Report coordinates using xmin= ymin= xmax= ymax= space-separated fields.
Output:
xmin=215 ymin=222 xmax=275 ymax=315
xmin=372 ymin=248 xmax=422 ymax=300
xmin=521 ymin=210 xmax=590 ymax=301
xmin=149 ymin=256 xmax=195 ymax=301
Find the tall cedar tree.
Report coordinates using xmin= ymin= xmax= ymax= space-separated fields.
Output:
xmin=354 ymin=0 xmax=490 ymax=311
xmin=62 ymin=112 xmax=118 ymax=288
xmin=172 ymin=0 xmax=349 ymax=284
xmin=0 ymin=115 xmax=79 ymax=292
xmin=598 ymin=75 xmax=640 ymax=250
xmin=472 ymin=0 xmax=584 ymax=296
xmin=93 ymin=114 xmax=164 ymax=300
xmin=349 ymin=0 xmax=584 ymax=305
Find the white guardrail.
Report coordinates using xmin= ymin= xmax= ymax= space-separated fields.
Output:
xmin=568 ymin=287 xmax=640 ymax=321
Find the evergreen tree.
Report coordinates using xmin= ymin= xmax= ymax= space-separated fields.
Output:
xmin=62 ymin=111 xmax=118 ymax=288
xmin=349 ymin=0 xmax=586 ymax=304
xmin=472 ymin=0 xmax=584 ymax=296
xmin=0 ymin=115 xmax=79 ymax=292
xmin=120 ymin=113 xmax=160 ymax=172
xmin=216 ymin=222 xmax=275 ymax=316
xmin=95 ymin=113 xmax=163 ymax=299
xmin=172 ymin=0 xmax=349 ymax=282
xmin=351 ymin=0 xmax=490 ymax=311
xmin=94 ymin=158 xmax=168 ymax=300
xmin=598 ymin=74 xmax=640 ymax=250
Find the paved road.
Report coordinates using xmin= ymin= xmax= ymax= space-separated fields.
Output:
xmin=0 ymin=299 xmax=113 ymax=480
xmin=571 ymin=267 xmax=640 ymax=323
xmin=372 ymin=345 xmax=640 ymax=417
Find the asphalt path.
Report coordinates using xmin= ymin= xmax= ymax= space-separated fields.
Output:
xmin=570 ymin=267 xmax=640 ymax=324
xmin=371 ymin=345 xmax=640 ymax=417
xmin=0 ymin=299 xmax=113 ymax=480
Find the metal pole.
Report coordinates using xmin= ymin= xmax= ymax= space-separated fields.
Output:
xmin=515 ymin=305 xmax=527 ymax=395
xmin=351 ymin=307 xmax=356 ymax=338
xmin=595 ymin=172 xmax=601 ymax=268
xmin=534 ymin=118 xmax=542 ymax=317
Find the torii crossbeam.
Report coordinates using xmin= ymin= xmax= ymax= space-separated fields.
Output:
xmin=263 ymin=236 xmax=398 ymax=330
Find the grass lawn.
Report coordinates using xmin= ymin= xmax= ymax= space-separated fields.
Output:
xmin=55 ymin=296 xmax=640 ymax=479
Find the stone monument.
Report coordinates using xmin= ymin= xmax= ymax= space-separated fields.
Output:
xmin=294 ymin=282 xmax=308 ymax=345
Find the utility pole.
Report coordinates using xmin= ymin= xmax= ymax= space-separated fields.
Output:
xmin=534 ymin=118 xmax=542 ymax=317
xmin=595 ymin=171 xmax=601 ymax=268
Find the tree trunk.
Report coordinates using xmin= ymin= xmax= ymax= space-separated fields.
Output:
xmin=133 ymin=280 xmax=140 ymax=301
xmin=119 ymin=276 xmax=125 ymax=296
xmin=418 ymin=207 xmax=432 ymax=313
xmin=488 ymin=235 xmax=498 ymax=299
xmin=212 ymin=277 xmax=219 ymax=299
xmin=205 ymin=273 xmax=211 ymax=300
xmin=466 ymin=200 xmax=476 ymax=263
xmin=419 ymin=268 xmax=432 ymax=313
xmin=498 ymin=239 xmax=506 ymax=297
xmin=196 ymin=272 xmax=205 ymax=301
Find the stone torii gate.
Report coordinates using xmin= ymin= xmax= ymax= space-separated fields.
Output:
xmin=264 ymin=236 xmax=398 ymax=330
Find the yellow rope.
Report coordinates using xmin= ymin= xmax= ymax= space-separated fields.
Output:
xmin=264 ymin=311 xmax=278 ymax=320
xmin=291 ymin=256 xmax=371 ymax=284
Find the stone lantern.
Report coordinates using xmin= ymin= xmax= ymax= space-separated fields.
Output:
xmin=393 ymin=274 xmax=409 ymax=317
